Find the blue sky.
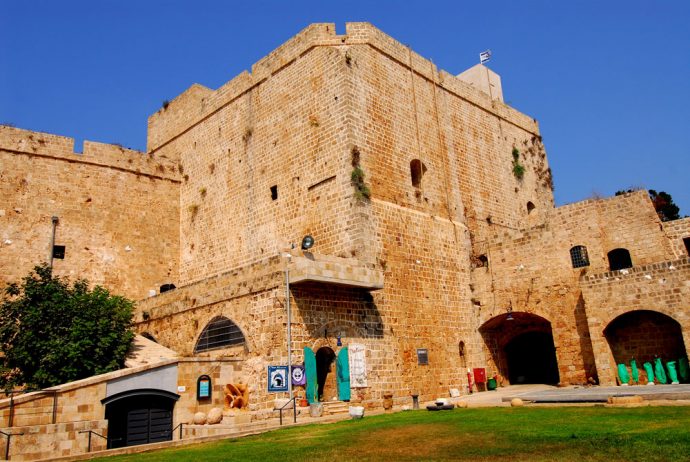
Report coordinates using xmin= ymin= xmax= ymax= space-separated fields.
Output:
xmin=1 ymin=1 xmax=688 ymax=213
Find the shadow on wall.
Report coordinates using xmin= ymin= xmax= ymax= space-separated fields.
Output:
xmin=291 ymin=283 xmax=384 ymax=340
xmin=574 ymin=293 xmax=599 ymax=384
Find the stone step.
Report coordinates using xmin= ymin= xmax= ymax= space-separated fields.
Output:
xmin=321 ymin=400 xmax=350 ymax=415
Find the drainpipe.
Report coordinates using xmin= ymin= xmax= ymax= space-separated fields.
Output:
xmin=49 ymin=216 xmax=59 ymax=269
xmin=285 ymin=253 xmax=293 ymax=401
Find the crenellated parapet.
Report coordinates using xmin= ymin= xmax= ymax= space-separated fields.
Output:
xmin=0 ymin=125 xmax=179 ymax=181
xmin=146 ymin=22 xmax=539 ymax=153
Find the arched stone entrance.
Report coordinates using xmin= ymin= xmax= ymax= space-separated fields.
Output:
xmin=102 ymin=389 xmax=179 ymax=449
xmin=480 ymin=312 xmax=560 ymax=385
xmin=315 ymin=347 xmax=337 ymax=401
xmin=604 ymin=310 xmax=687 ymax=382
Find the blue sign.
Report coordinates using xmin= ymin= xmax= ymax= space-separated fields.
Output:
xmin=268 ymin=366 xmax=289 ymax=393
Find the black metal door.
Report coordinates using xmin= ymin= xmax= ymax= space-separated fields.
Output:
xmin=126 ymin=404 xmax=173 ymax=446
xmin=105 ymin=393 xmax=176 ymax=448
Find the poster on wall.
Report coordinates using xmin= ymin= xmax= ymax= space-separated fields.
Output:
xmin=348 ymin=343 xmax=367 ymax=388
xmin=267 ymin=366 xmax=289 ymax=392
xmin=291 ymin=365 xmax=306 ymax=386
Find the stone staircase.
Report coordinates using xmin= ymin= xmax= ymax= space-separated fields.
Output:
xmin=321 ymin=400 xmax=350 ymax=415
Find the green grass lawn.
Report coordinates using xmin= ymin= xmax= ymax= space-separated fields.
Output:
xmin=100 ymin=406 xmax=690 ymax=461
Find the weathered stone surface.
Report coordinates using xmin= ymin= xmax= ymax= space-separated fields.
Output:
xmin=206 ymin=407 xmax=223 ymax=424
xmin=192 ymin=412 xmax=207 ymax=425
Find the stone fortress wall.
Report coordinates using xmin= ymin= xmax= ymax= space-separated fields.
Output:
xmin=0 ymin=126 xmax=180 ymax=300
xmin=1 ymin=23 xmax=689 ymax=455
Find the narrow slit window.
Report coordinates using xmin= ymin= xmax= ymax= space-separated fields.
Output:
xmin=270 ymin=185 xmax=278 ymax=201
xmin=410 ymin=159 xmax=427 ymax=188
xmin=683 ymin=237 xmax=690 ymax=256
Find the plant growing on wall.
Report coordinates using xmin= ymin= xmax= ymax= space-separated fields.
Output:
xmin=512 ymin=147 xmax=525 ymax=180
xmin=350 ymin=147 xmax=371 ymax=202
xmin=0 ymin=264 xmax=134 ymax=389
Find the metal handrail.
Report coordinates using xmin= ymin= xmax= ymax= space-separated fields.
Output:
xmin=278 ymin=397 xmax=297 ymax=426
xmin=2 ymin=389 xmax=59 ymax=427
xmin=0 ymin=429 xmax=24 ymax=460
xmin=78 ymin=430 xmax=109 ymax=453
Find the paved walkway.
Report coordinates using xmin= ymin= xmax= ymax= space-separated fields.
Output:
xmin=452 ymin=383 xmax=690 ymax=406
xmin=505 ymin=383 xmax=690 ymax=403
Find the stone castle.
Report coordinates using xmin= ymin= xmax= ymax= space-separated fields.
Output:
xmin=1 ymin=22 xmax=689 ymax=458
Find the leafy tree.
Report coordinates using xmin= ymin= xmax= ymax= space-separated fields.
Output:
xmin=615 ymin=188 xmax=682 ymax=222
xmin=0 ymin=264 xmax=134 ymax=389
xmin=648 ymin=190 xmax=680 ymax=222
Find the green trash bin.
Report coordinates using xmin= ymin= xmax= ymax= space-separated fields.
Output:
xmin=667 ymin=361 xmax=679 ymax=384
xmin=617 ymin=363 xmax=630 ymax=385
xmin=643 ymin=362 xmax=655 ymax=384
xmin=487 ymin=377 xmax=497 ymax=391
xmin=678 ymin=357 xmax=689 ymax=383
xmin=654 ymin=357 xmax=668 ymax=384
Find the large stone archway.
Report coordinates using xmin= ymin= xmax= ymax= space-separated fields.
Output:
xmin=479 ymin=312 xmax=560 ymax=385
xmin=604 ymin=310 xmax=687 ymax=383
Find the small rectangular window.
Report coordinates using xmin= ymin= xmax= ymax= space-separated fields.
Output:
xmin=683 ymin=237 xmax=690 ymax=256
xmin=52 ymin=245 xmax=65 ymax=259
xmin=270 ymin=185 xmax=278 ymax=201
xmin=416 ymin=348 xmax=428 ymax=365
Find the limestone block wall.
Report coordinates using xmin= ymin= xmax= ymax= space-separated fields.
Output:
xmin=3 ymin=419 xmax=108 ymax=461
xmin=580 ymin=257 xmax=690 ymax=385
xmin=0 ymin=126 xmax=180 ymax=299
xmin=663 ymin=217 xmax=690 ymax=259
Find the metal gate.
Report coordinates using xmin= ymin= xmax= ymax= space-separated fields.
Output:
xmin=103 ymin=389 xmax=179 ymax=449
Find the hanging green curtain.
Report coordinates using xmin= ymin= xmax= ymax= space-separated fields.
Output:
xmin=336 ymin=347 xmax=351 ymax=401
xmin=304 ymin=347 xmax=318 ymax=404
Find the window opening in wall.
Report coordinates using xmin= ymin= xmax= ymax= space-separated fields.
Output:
xmin=472 ymin=254 xmax=489 ymax=268
xmin=684 ymin=237 xmax=690 ymax=256
xmin=527 ymin=201 xmax=535 ymax=214
xmin=410 ymin=159 xmax=427 ymax=188
xmin=52 ymin=245 xmax=65 ymax=259
xmin=270 ymin=185 xmax=278 ymax=201
xmin=569 ymin=245 xmax=590 ymax=268
xmin=194 ymin=316 xmax=245 ymax=353
xmin=416 ymin=348 xmax=429 ymax=365
xmin=608 ymin=248 xmax=633 ymax=271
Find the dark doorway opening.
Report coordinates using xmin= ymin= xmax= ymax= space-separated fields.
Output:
xmin=104 ymin=391 xmax=178 ymax=448
xmin=505 ymin=331 xmax=560 ymax=384
xmin=479 ymin=312 xmax=560 ymax=385
xmin=315 ymin=347 xmax=336 ymax=401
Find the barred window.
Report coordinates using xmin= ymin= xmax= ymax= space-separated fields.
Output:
xmin=569 ymin=245 xmax=590 ymax=268
xmin=194 ymin=317 xmax=245 ymax=353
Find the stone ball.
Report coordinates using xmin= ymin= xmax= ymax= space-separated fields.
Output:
xmin=207 ymin=408 xmax=223 ymax=424
xmin=455 ymin=401 xmax=468 ymax=408
xmin=510 ymin=398 xmax=524 ymax=407
xmin=193 ymin=412 xmax=207 ymax=425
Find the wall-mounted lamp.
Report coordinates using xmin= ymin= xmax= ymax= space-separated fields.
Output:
xmin=301 ymin=235 xmax=314 ymax=250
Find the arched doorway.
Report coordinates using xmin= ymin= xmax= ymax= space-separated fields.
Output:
xmin=315 ymin=347 xmax=337 ymax=401
xmin=103 ymin=389 xmax=179 ymax=449
xmin=604 ymin=310 xmax=687 ymax=382
xmin=480 ymin=312 xmax=560 ymax=385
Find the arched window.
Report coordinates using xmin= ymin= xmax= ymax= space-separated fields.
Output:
xmin=194 ymin=316 xmax=245 ymax=353
xmin=526 ymin=201 xmax=536 ymax=214
xmin=608 ymin=248 xmax=633 ymax=271
xmin=410 ymin=159 xmax=427 ymax=188
xmin=569 ymin=245 xmax=590 ymax=268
